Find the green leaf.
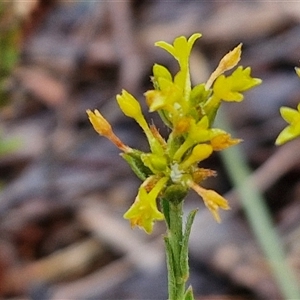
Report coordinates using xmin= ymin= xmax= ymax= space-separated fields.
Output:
xmin=183 ymin=286 xmax=195 ymax=300
xmin=180 ymin=209 xmax=198 ymax=276
xmin=158 ymin=109 xmax=173 ymax=129
xmin=121 ymin=151 xmax=153 ymax=181
xmin=164 ymin=234 xmax=177 ymax=299
xmin=161 ymin=198 xmax=171 ymax=230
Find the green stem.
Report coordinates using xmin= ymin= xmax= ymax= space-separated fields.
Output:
xmin=162 ymin=199 xmax=196 ymax=300
xmin=166 ymin=201 xmax=185 ymax=300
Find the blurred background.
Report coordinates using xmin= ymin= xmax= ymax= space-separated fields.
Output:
xmin=1 ymin=1 xmax=300 ymax=299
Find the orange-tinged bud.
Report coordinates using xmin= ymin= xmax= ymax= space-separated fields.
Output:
xmin=211 ymin=133 xmax=242 ymax=151
xmin=86 ymin=109 xmax=131 ymax=152
xmin=86 ymin=109 xmax=112 ymax=137
xmin=192 ymin=168 xmax=217 ymax=183
xmin=188 ymin=181 xmax=230 ymax=223
xmin=206 ymin=43 xmax=242 ymax=89
xmin=218 ymin=43 xmax=242 ymax=73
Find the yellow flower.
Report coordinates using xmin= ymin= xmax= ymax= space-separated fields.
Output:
xmin=144 ymin=84 xmax=182 ymax=115
xmin=155 ymin=33 xmax=201 ymax=100
xmin=212 ymin=66 xmax=262 ymax=102
xmin=86 ymin=109 xmax=130 ymax=152
xmin=188 ymin=181 xmax=230 ymax=223
xmin=275 ymin=103 xmax=300 ymax=145
xmin=87 ymin=33 xmax=261 ymax=231
xmin=123 ymin=176 xmax=168 ymax=233
xmin=155 ymin=33 xmax=201 ymax=72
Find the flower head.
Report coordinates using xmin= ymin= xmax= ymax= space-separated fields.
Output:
xmin=87 ymin=33 xmax=261 ymax=231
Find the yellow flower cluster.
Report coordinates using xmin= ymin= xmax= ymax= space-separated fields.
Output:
xmin=87 ymin=33 xmax=261 ymax=233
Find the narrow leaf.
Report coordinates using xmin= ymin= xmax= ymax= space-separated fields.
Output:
xmin=180 ymin=209 xmax=198 ymax=275
xmin=184 ymin=285 xmax=195 ymax=300
xmin=161 ymin=198 xmax=171 ymax=229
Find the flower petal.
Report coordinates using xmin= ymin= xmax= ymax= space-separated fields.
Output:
xmin=280 ymin=106 xmax=300 ymax=124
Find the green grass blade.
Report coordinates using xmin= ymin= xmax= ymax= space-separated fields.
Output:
xmin=216 ymin=109 xmax=300 ymax=299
